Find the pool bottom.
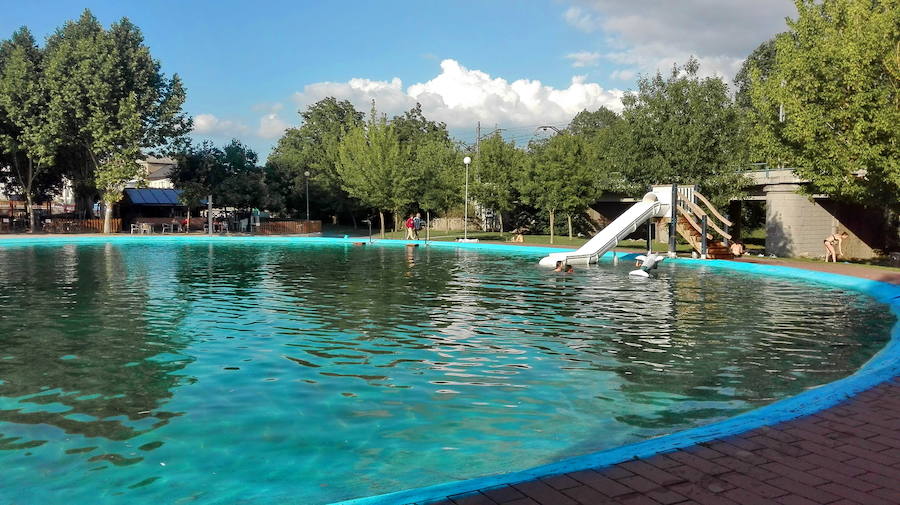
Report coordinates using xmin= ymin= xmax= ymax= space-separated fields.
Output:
xmin=334 ymin=250 xmax=900 ymax=505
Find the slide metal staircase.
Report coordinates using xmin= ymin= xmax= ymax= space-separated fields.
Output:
xmin=672 ymin=187 xmax=733 ymax=259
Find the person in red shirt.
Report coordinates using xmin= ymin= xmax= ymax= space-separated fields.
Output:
xmin=405 ymin=215 xmax=415 ymax=240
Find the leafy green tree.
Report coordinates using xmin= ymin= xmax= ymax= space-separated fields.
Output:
xmin=472 ymin=133 xmax=522 ymax=233
xmin=734 ymin=37 xmax=778 ymax=110
xmin=217 ymin=140 xmax=266 ymax=216
xmin=617 ymin=58 xmax=748 ymax=205
xmin=567 ymin=106 xmax=620 ymax=136
xmin=43 ymin=10 xmax=190 ymax=232
xmin=392 ymin=102 xmax=451 ymax=146
xmin=0 ymin=28 xmax=63 ymax=232
xmin=337 ymin=104 xmax=411 ymax=237
xmin=520 ymin=133 xmax=596 ymax=242
xmin=749 ymin=0 xmax=899 ymax=208
xmin=567 ymin=107 xmax=643 ymax=197
xmin=391 ymin=102 xmax=454 ymax=228
xmin=269 ymin=97 xmax=363 ymax=223
xmin=171 ymin=141 xmax=225 ymax=232
xmin=413 ymin=138 xmax=463 ymax=237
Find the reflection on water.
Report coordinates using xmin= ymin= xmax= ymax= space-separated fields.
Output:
xmin=0 ymin=241 xmax=893 ymax=504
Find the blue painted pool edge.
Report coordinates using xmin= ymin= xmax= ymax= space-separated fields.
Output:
xmin=1 ymin=236 xmax=897 ymax=505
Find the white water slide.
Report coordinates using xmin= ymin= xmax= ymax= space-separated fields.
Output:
xmin=539 ymin=189 xmax=671 ymax=267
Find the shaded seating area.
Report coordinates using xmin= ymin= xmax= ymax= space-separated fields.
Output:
xmin=120 ymin=188 xmax=202 ymax=233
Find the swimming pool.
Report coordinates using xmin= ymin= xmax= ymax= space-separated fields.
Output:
xmin=0 ymin=237 xmax=895 ymax=504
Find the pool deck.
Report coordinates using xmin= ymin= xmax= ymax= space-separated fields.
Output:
xmin=420 ymin=259 xmax=900 ymax=505
xmin=421 ymin=378 xmax=899 ymax=505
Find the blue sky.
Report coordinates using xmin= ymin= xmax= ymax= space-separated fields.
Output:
xmin=1 ymin=0 xmax=795 ymax=159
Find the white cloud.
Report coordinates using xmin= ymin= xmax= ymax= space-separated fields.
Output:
xmin=192 ymin=113 xmax=249 ymax=136
xmin=565 ymin=51 xmax=602 ymax=68
xmin=564 ymin=6 xmax=602 ymax=33
xmin=251 ymin=102 xmax=284 ymax=114
xmin=562 ymin=0 xmax=795 ymax=80
xmin=257 ymin=113 xmax=290 ymax=139
xmin=610 ymin=68 xmax=636 ymax=81
xmin=292 ymin=59 xmax=624 ymax=129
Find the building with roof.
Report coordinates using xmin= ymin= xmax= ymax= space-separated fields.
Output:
xmin=118 ymin=188 xmax=200 ymax=230
xmin=134 ymin=156 xmax=177 ymax=189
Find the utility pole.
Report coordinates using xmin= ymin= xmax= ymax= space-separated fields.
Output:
xmin=476 ymin=121 xmax=480 ymax=157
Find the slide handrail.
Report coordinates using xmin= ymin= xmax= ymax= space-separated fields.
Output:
xmin=677 ymin=193 xmax=732 ymax=241
xmin=676 ymin=206 xmax=712 ymax=241
xmin=680 ymin=199 xmax=732 ymax=240
xmin=692 ymin=191 xmax=732 ymax=227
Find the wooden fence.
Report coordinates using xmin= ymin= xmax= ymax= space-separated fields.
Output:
xmin=258 ymin=220 xmax=322 ymax=235
xmin=42 ymin=218 xmax=119 ymax=233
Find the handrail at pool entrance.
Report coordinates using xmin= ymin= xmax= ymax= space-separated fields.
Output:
xmin=693 ymin=191 xmax=732 ymax=227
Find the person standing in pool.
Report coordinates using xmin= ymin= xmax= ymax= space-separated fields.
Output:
xmin=824 ymin=231 xmax=848 ymax=262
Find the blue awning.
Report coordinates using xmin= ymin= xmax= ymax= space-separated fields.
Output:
xmin=124 ymin=188 xmax=185 ymax=206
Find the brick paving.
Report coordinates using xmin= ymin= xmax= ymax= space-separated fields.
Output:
xmin=419 ymin=378 xmax=899 ymax=505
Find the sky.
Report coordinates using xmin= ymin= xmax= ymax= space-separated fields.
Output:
xmin=1 ymin=0 xmax=797 ymax=159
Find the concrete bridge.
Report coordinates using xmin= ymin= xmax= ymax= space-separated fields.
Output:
xmin=739 ymin=169 xmax=891 ymax=259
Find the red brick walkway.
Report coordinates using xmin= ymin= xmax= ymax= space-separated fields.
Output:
xmin=422 ymin=377 xmax=900 ymax=505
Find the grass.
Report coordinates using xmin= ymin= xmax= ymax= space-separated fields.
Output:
xmin=324 ymin=225 xmax=696 ymax=252
xmin=319 ymin=224 xmax=899 ymax=269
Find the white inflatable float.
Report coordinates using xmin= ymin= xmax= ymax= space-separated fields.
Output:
xmin=629 ymin=252 xmax=664 ymax=277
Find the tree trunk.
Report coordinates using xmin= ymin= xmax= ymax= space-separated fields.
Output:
xmin=499 ymin=213 xmax=504 ymax=236
xmin=186 ymin=208 xmax=191 ymax=233
xmin=207 ymin=194 xmax=213 ymax=235
xmin=426 ymin=210 xmax=430 ymax=241
xmin=568 ymin=214 xmax=573 ymax=239
xmin=549 ymin=210 xmax=555 ymax=244
xmin=379 ymin=210 xmax=385 ymax=238
xmin=351 ymin=213 xmax=357 ymax=230
xmin=26 ymin=194 xmax=35 ymax=234
xmin=103 ymin=203 xmax=113 ymax=234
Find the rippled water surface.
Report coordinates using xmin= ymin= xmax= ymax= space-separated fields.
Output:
xmin=0 ymin=240 xmax=893 ymax=504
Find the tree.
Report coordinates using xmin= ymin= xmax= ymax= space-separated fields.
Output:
xmin=43 ymin=10 xmax=190 ymax=232
xmin=617 ymin=58 xmax=749 ymax=205
xmin=413 ymin=139 xmax=463 ymax=238
xmin=567 ymin=106 xmax=620 ymax=136
xmin=171 ymin=141 xmax=225 ymax=232
xmin=269 ymin=97 xmax=363 ymax=222
xmin=392 ymin=102 xmax=451 ymax=146
xmin=337 ymin=103 xmax=411 ymax=237
xmin=749 ymin=0 xmax=899 ymax=209
xmin=521 ymin=133 xmax=596 ymax=242
xmin=734 ymin=37 xmax=778 ymax=110
xmin=472 ymin=133 xmax=522 ymax=233
xmin=217 ymin=140 xmax=266 ymax=217
xmin=0 ymin=28 xmax=63 ymax=232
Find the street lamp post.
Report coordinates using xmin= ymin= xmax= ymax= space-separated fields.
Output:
xmin=462 ymin=156 xmax=471 ymax=240
xmin=304 ymin=171 xmax=310 ymax=223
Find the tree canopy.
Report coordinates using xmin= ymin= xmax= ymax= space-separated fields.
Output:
xmin=749 ymin=0 xmax=899 ymax=209
xmin=617 ymin=58 xmax=749 ymax=205
xmin=0 ymin=10 xmax=190 ymax=232
xmin=337 ymin=104 xmax=412 ymax=237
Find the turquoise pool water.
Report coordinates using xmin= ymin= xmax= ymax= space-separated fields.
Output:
xmin=0 ymin=239 xmax=893 ymax=504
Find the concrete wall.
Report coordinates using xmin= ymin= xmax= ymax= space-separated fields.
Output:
xmin=764 ymin=184 xmax=878 ymax=259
